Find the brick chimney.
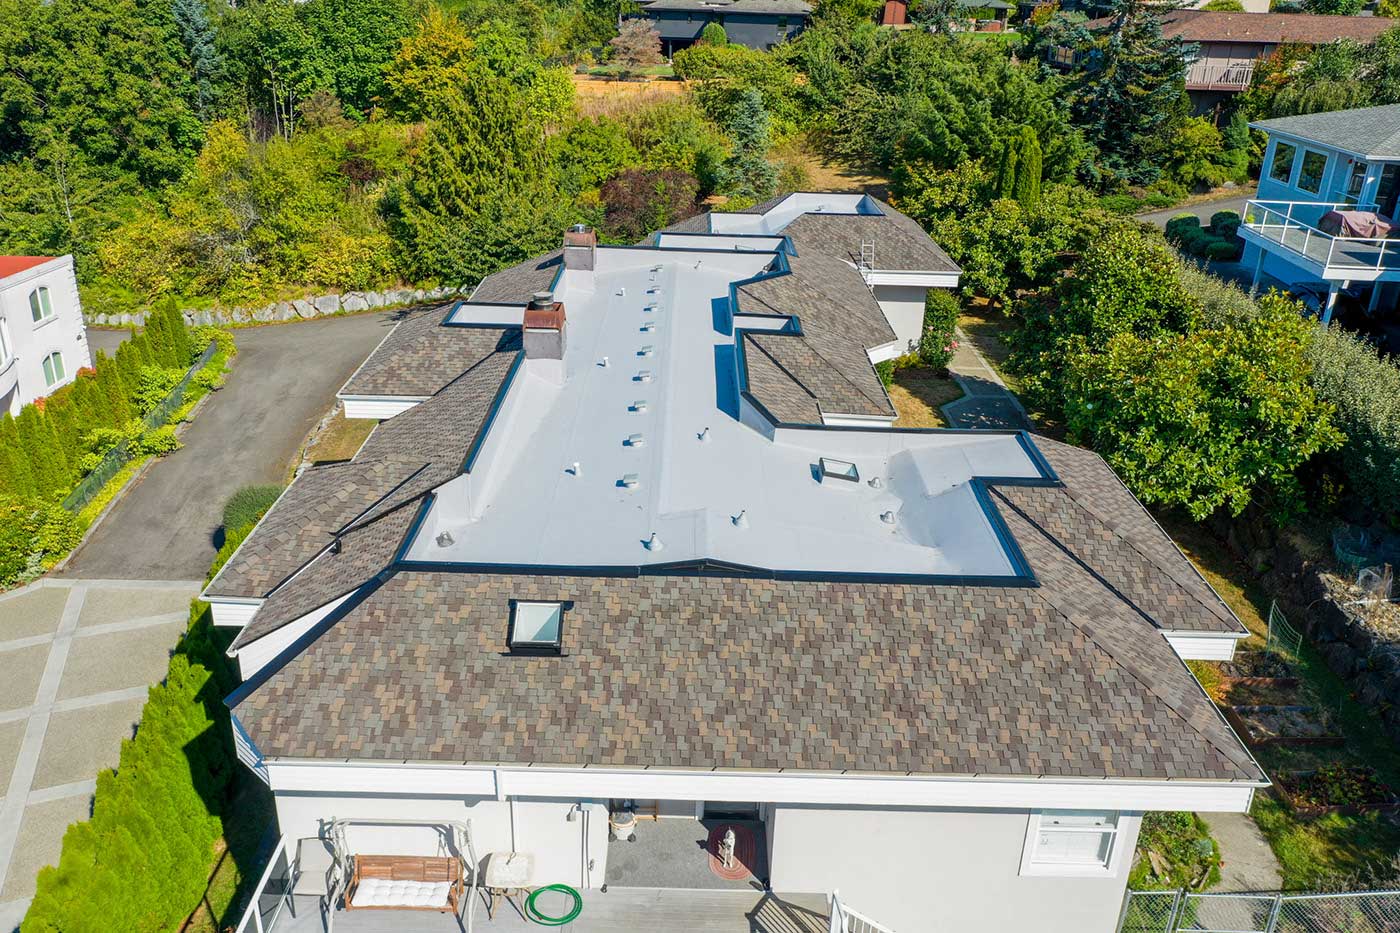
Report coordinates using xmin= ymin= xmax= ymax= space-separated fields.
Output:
xmin=561 ymin=224 xmax=596 ymax=292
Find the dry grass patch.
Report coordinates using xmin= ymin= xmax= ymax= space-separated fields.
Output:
xmin=571 ymin=74 xmax=688 ymax=118
xmin=307 ymin=411 xmax=377 ymax=465
xmin=889 ymin=367 xmax=963 ymax=428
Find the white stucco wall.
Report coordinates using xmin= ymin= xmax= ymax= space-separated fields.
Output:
xmin=0 ymin=255 xmax=92 ymax=415
xmin=273 ymin=793 xmax=610 ymax=890
xmin=872 ymin=284 xmax=929 ymax=355
xmin=767 ymin=805 xmax=1141 ymax=933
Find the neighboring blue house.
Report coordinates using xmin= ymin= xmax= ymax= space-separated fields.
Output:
xmin=1241 ymin=103 xmax=1400 ymax=324
xmin=632 ymin=0 xmax=812 ymax=54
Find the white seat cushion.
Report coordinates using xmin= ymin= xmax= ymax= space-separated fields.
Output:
xmin=352 ymin=877 xmax=452 ymax=908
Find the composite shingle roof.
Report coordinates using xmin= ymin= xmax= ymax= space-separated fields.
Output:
xmin=1251 ymin=103 xmax=1400 ymax=160
xmin=340 ymin=306 xmax=513 ymax=398
xmin=234 ymin=440 xmax=1257 ymax=781
xmin=468 ymin=250 xmax=563 ymax=303
xmin=1157 ymin=10 xmax=1395 ymax=45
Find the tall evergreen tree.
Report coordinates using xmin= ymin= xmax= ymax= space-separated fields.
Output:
xmin=171 ymin=0 xmax=224 ymax=119
xmin=394 ymin=67 xmax=571 ymax=284
xmin=0 ymin=416 xmax=38 ymax=499
xmin=1060 ymin=0 xmax=1193 ymax=186
xmin=721 ymin=88 xmax=778 ymax=202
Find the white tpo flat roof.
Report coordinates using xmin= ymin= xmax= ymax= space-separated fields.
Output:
xmin=404 ymin=242 xmax=1044 ymax=579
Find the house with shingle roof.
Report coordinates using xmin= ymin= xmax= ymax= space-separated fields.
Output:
xmin=1240 ymin=103 xmax=1400 ymax=325
xmin=211 ymin=194 xmax=1264 ymax=933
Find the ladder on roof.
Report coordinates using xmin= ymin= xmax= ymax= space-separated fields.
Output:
xmin=858 ymin=240 xmax=875 ymax=288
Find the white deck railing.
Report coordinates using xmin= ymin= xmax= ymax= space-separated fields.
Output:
xmin=1242 ymin=199 xmax=1400 ymax=275
xmin=234 ymin=834 xmax=294 ymax=933
xmin=1185 ymin=60 xmax=1254 ymax=90
xmin=828 ymin=891 xmax=898 ymax=933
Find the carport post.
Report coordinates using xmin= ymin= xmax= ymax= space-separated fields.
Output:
xmin=1321 ymin=282 xmax=1341 ymax=327
xmin=1250 ymin=248 xmax=1265 ymax=296
xmin=1368 ymin=283 xmax=1384 ymax=314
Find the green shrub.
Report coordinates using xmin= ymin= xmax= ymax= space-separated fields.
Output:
xmin=1307 ymin=327 xmax=1400 ymax=518
xmin=208 ymin=521 xmax=256 ymax=582
xmin=1164 ymin=213 xmax=1202 ymax=243
xmin=133 ymin=365 xmax=183 ymax=416
xmin=1204 ymin=239 xmax=1241 ymax=261
xmin=0 ymin=497 xmax=82 ymax=588
xmin=23 ymin=602 xmax=238 ymax=933
xmin=700 ymin=22 xmax=728 ymax=45
xmin=1129 ymin=811 xmax=1222 ymax=889
xmin=920 ymin=289 xmax=962 ymax=371
xmin=133 ymin=425 xmax=181 ymax=457
xmin=1097 ymin=193 xmax=1142 ymax=215
xmin=222 ymin=484 xmax=282 ymax=533
xmin=875 ymin=358 xmax=895 ymax=387
xmin=1208 ymin=209 xmax=1241 ymax=231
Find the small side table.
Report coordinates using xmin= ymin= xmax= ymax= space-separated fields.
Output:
xmin=483 ymin=851 xmax=534 ymax=920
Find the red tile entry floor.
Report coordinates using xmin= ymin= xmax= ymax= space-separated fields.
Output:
xmin=707 ymin=823 xmax=759 ymax=881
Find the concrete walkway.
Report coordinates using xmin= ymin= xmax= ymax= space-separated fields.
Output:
xmin=940 ymin=327 xmax=1032 ymax=430
xmin=1203 ymin=811 xmax=1283 ymax=894
xmin=0 ymin=578 xmax=202 ymax=931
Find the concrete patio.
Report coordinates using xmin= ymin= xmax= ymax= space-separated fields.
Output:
xmin=0 ymin=577 xmax=201 ymax=932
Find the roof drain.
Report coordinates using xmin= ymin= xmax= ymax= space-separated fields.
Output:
xmin=436 ymin=530 xmax=455 ymax=547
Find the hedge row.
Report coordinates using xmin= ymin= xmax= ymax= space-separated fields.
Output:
xmin=0 ymin=306 xmax=195 ymax=502
xmin=1165 ymin=211 xmax=1243 ymax=262
xmin=22 ymin=603 xmax=239 ymax=933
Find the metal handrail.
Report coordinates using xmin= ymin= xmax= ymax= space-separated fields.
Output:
xmin=1243 ymin=199 xmax=1400 ymax=272
xmin=234 ymin=834 xmax=293 ymax=933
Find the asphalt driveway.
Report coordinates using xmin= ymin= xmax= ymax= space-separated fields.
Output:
xmin=61 ymin=313 xmax=397 ymax=580
xmin=1136 ymin=195 xmax=1249 ymax=230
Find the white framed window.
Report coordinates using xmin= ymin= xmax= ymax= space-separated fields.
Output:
xmin=1020 ymin=810 xmax=1123 ymax=877
xmin=41 ymin=350 xmax=65 ymax=388
xmin=1296 ymin=149 xmax=1328 ymax=195
xmin=1268 ymin=141 xmax=1297 ymax=184
xmin=29 ymin=286 xmax=54 ymax=323
xmin=1344 ymin=160 xmax=1369 ymax=204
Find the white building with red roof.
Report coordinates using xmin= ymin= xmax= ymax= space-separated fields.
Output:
xmin=0 ymin=255 xmax=91 ymax=415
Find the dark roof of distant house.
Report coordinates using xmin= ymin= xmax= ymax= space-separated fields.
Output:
xmin=0 ymin=256 xmax=54 ymax=278
xmin=638 ymin=0 xmax=812 ymax=13
xmin=1151 ymin=10 xmax=1394 ymax=44
xmin=232 ymin=437 xmax=1259 ymax=783
xmin=1251 ymin=103 xmax=1400 ymax=158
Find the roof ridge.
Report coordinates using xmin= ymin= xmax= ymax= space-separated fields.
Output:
xmin=1049 ymin=602 xmax=1262 ymax=780
xmin=1051 ymin=470 xmax=1240 ymax=630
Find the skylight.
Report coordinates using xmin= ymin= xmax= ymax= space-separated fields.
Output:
xmin=819 ymin=457 xmax=860 ymax=484
xmin=510 ymin=601 xmax=564 ymax=654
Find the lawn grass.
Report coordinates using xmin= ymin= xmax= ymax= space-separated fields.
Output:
xmin=1158 ymin=511 xmax=1400 ymax=889
xmin=307 ymin=410 xmax=377 ymax=465
xmin=888 ymin=366 xmax=963 ymax=427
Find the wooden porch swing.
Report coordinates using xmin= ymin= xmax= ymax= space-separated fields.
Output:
xmin=323 ymin=818 xmax=479 ymax=932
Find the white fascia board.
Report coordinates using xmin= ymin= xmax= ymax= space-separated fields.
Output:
xmin=209 ymin=597 xmax=263 ymax=628
xmin=866 ymin=340 xmax=902 ymax=364
xmin=865 ymin=270 xmax=960 ymax=289
xmin=262 ymin=760 xmax=1262 ymax=813
xmin=338 ymin=395 xmax=428 ymax=420
xmin=821 ymin=412 xmax=897 ymax=428
xmin=1164 ymin=630 xmax=1248 ymax=662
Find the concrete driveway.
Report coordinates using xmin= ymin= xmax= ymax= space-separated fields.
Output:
xmin=62 ymin=313 xmax=397 ymax=580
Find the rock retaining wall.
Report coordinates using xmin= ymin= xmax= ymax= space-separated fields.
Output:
xmin=84 ymin=286 xmax=468 ymax=328
xmin=1209 ymin=509 xmax=1400 ymax=745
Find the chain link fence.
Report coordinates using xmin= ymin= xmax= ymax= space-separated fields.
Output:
xmin=61 ymin=342 xmax=217 ymax=514
xmin=1120 ymin=889 xmax=1400 ymax=933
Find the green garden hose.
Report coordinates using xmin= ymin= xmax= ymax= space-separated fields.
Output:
xmin=525 ymin=884 xmax=584 ymax=926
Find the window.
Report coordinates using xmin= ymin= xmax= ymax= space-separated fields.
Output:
xmin=1020 ymin=811 xmax=1122 ymax=877
xmin=1268 ymin=142 xmax=1297 ymax=184
xmin=509 ymin=601 xmax=564 ymax=655
xmin=1297 ymin=149 xmax=1328 ymax=195
xmin=28 ymin=286 xmax=53 ymax=323
xmin=41 ymin=351 xmax=65 ymax=388
xmin=1344 ymin=160 xmax=1369 ymax=203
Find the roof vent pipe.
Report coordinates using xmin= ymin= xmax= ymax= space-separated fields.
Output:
xmin=644 ymin=532 xmax=664 ymax=551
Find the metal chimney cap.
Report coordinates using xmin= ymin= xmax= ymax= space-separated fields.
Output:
xmin=569 ymin=223 xmax=592 ymax=233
